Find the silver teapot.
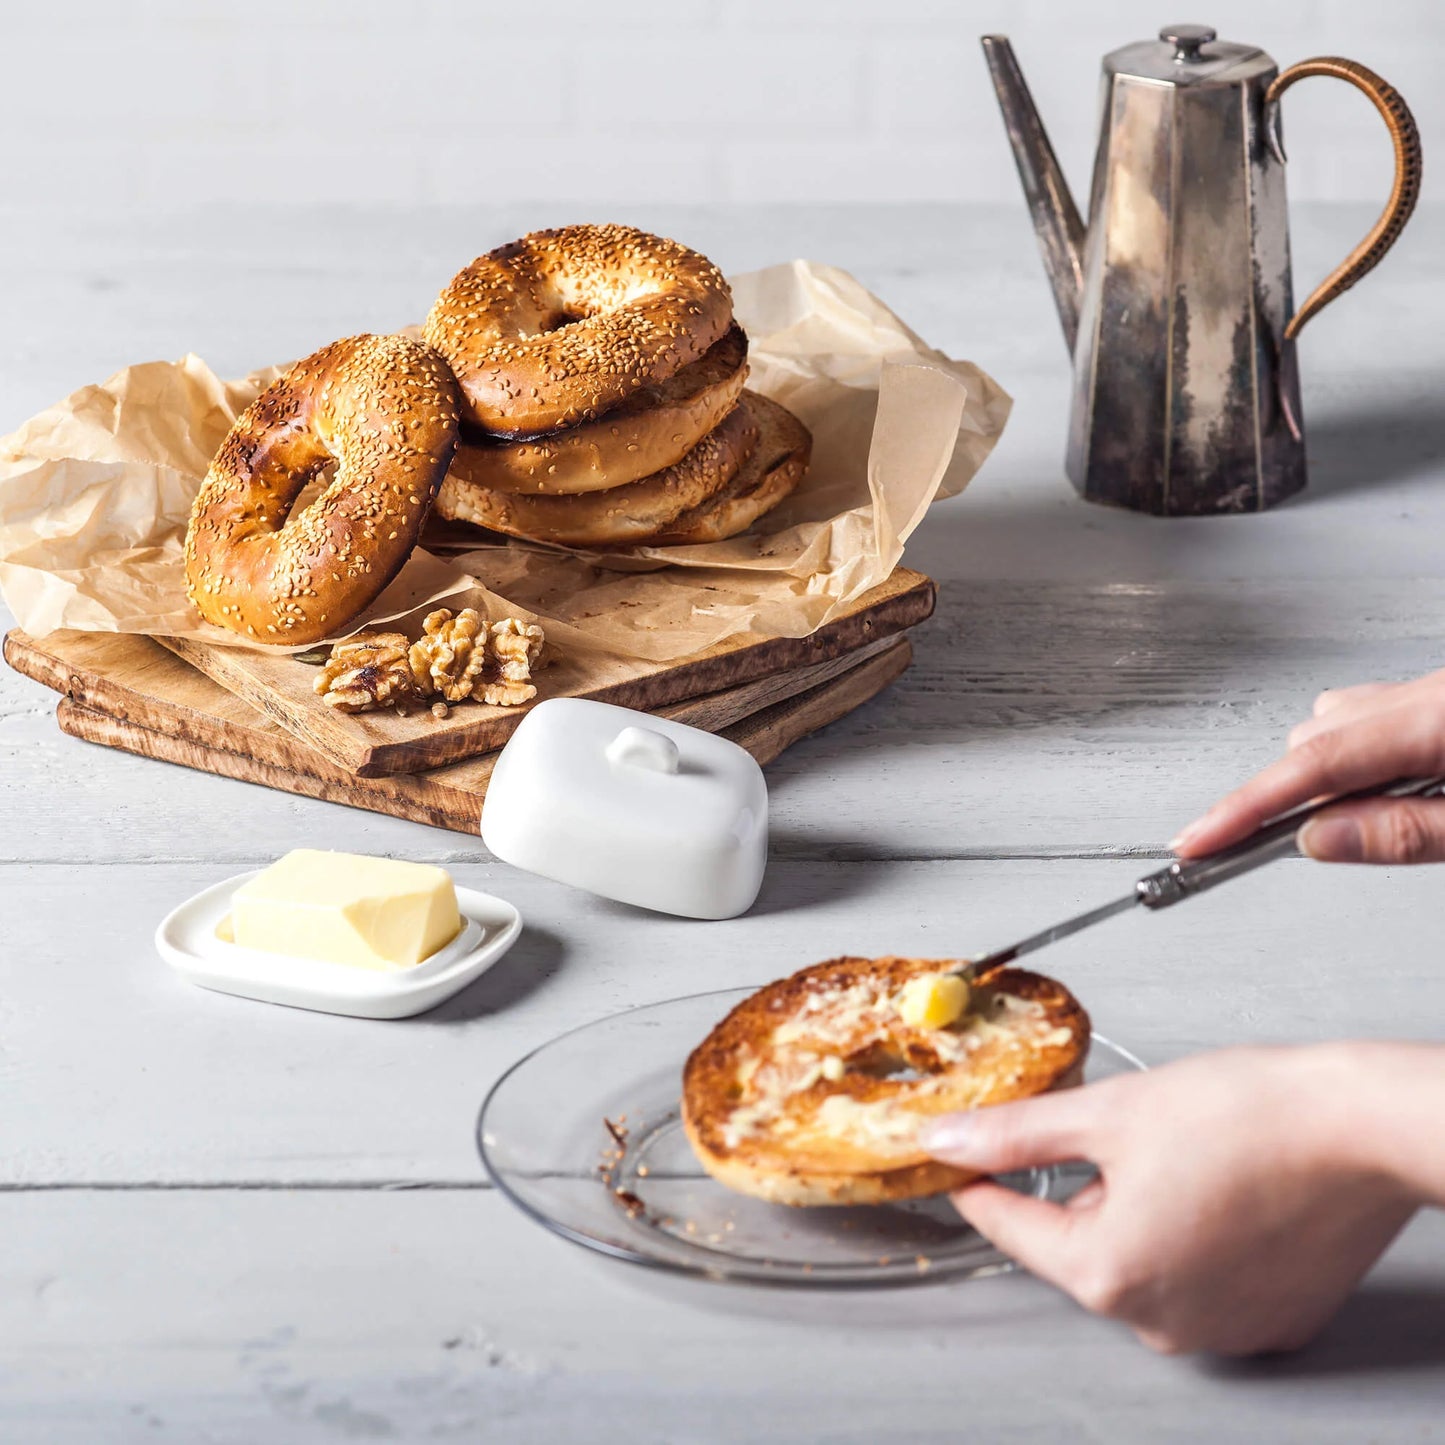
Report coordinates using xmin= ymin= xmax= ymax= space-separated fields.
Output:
xmin=982 ymin=25 xmax=1421 ymax=515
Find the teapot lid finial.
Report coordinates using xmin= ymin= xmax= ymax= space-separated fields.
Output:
xmin=1109 ymin=27 xmax=1268 ymax=94
xmin=1160 ymin=23 xmax=1217 ymax=61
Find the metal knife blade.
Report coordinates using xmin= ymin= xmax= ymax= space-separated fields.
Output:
xmin=958 ymin=891 xmax=1139 ymax=977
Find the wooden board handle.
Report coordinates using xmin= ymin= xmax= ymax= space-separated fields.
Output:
xmin=1266 ymin=57 xmax=1422 ymax=341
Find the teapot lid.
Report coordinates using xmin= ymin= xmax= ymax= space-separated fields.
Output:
xmin=1107 ymin=24 xmax=1273 ymax=85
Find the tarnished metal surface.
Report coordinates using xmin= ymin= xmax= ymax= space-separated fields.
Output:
xmin=982 ymin=27 xmax=1421 ymax=517
xmin=980 ymin=35 xmax=1087 ymax=351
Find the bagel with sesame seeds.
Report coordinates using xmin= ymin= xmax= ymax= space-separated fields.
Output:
xmin=183 ymin=333 xmax=461 ymax=646
xmin=424 ymin=224 xmax=734 ymax=440
xmin=438 ymin=393 xmax=761 ymax=549
xmin=452 ymin=324 xmax=749 ymax=496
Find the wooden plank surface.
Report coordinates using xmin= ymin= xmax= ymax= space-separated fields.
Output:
xmin=4 ymin=201 xmax=1445 ymax=1437
xmin=4 ymin=854 xmax=1442 ymax=1186
xmin=4 ymin=1187 xmax=1441 ymax=1445
xmin=6 ymin=576 xmax=1442 ymax=865
xmin=7 ymin=852 xmax=1445 ymax=1437
xmin=157 ymin=569 xmax=935 ymax=775
xmin=50 ymin=638 xmax=912 ymax=834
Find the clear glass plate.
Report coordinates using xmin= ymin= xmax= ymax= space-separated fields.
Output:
xmin=478 ymin=987 xmax=1145 ymax=1288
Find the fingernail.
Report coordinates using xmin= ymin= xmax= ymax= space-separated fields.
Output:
xmin=1169 ymin=819 xmax=1206 ymax=852
xmin=1299 ymin=816 xmax=1362 ymax=862
xmin=920 ymin=1114 xmax=977 ymax=1161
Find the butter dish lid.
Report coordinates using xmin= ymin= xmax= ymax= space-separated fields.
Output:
xmin=156 ymin=872 xmax=522 ymax=1019
xmin=481 ymin=698 xmax=768 ymax=920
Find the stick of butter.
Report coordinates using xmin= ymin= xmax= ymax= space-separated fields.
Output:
xmin=230 ymin=850 xmax=461 ymax=970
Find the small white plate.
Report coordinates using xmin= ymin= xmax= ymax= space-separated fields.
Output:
xmin=155 ymin=872 xmax=522 ymax=1019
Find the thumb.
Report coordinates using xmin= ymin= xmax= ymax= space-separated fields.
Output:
xmin=925 ymin=1090 xmax=1105 ymax=1294
xmin=919 ymin=1087 xmax=1097 ymax=1175
xmin=948 ymin=1182 xmax=1087 ymax=1290
xmin=1298 ymin=798 xmax=1445 ymax=865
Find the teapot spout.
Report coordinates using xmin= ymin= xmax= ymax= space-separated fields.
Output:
xmin=980 ymin=35 xmax=1087 ymax=352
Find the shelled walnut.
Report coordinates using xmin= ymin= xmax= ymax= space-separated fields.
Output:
xmin=313 ymin=633 xmax=418 ymax=713
xmin=409 ymin=608 xmax=490 ymax=703
xmin=311 ymin=610 xmax=546 ymax=717
xmin=481 ymin=617 xmax=546 ymax=707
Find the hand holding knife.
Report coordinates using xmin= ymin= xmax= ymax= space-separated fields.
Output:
xmin=960 ymin=774 xmax=1445 ymax=978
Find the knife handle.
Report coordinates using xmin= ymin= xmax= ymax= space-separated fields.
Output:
xmin=1136 ymin=774 xmax=1445 ymax=910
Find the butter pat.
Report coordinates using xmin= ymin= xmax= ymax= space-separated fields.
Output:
xmin=231 ymin=850 xmax=460 ymax=971
xmin=897 ymin=973 xmax=970 ymax=1030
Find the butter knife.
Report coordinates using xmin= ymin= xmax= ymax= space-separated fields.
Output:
xmin=961 ymin=773 xmax=1445 ymax=977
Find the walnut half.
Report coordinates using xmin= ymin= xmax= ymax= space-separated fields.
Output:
xmin=408 ymin=608 xmax=489 ymax=703
xmin=481 ymin=617 xmax=546 ymax=707
xmin=313 ymin=633 xmax=419 ymax=713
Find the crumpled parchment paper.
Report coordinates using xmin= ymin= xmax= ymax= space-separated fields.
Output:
xmin=0 ymin=259 xmax=1010 ymax=661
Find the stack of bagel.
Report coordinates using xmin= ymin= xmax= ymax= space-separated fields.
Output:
xmin=185 ymin=225 xmax=812 ymax=649
xmin=423 ymin=224 xmax=812 ymax=550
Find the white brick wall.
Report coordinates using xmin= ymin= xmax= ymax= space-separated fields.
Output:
xmin=4 ymin=0 xmax=1437 ymax=209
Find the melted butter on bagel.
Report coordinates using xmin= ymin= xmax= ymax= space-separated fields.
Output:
xmin=682 ymin=956 xmax=1090 ymax=1206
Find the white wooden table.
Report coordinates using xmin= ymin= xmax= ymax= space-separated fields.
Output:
xmin=3 ymin=203 xmax=1444 ymax=1440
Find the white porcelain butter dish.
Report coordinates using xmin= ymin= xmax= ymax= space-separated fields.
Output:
xmin=156 ymin=871 xmax=522 ymax=1019
xmin=481 ymin=698 xmax=767 ymax=919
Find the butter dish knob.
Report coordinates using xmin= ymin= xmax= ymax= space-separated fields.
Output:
xmin=606 ymin=725 xmax=681 ymax=775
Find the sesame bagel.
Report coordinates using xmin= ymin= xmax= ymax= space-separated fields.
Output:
xmin=647 ymin=391 xmax=811 ymax=546
xmin=455 ymin=324 xmax=749 ymax=496
xmin=184 ymin=334 xmax=460 ymax=646
xmin=424 ymin=224 xmax=734 ymax=439
xmin=439 ymin=395 xmax=760 ymax=549
xmin=683 ymin=957 xmax=1090 ymax=1207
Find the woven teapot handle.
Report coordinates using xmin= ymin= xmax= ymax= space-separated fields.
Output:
xmin=1266 ymin=58 xmax=1422 ymax=341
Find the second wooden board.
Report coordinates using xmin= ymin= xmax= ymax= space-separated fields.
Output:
xmin=158 ymin=569 xmax=935 ymax=777
xmin=5 ymin=627 xmax=905 ymax=777
xmin=51 ymin=641 xmax=913 ymax=835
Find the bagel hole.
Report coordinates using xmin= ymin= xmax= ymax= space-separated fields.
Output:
xmin=847 ymin=1044 xmax=938 ymax=1083
xmin=280 ymin=461 xmax=338 ymax=528
xmin=537 ymin=305 xmax=591 ymax=334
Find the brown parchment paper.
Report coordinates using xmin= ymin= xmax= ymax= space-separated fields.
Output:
xmin=0 ymin=260 xmax=1010 ymax=662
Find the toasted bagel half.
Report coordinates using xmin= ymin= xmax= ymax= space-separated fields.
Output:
xmin=683 ymin=956 xmax=1089 ymax=1207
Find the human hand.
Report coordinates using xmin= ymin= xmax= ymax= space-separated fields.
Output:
xmin=921 ymin=1046 xmax=1418 ymax=1355
xmin=1172 ymin=670 xmax=1445 ymax=863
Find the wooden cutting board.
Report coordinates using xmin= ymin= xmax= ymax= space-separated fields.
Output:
xmin=8 ymin=628 xmax=910 ymax=835
xmin=6 ymin=624 xmax=904 ymax=767
xmin=156 ymin=568 xmax=935 ymax=777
